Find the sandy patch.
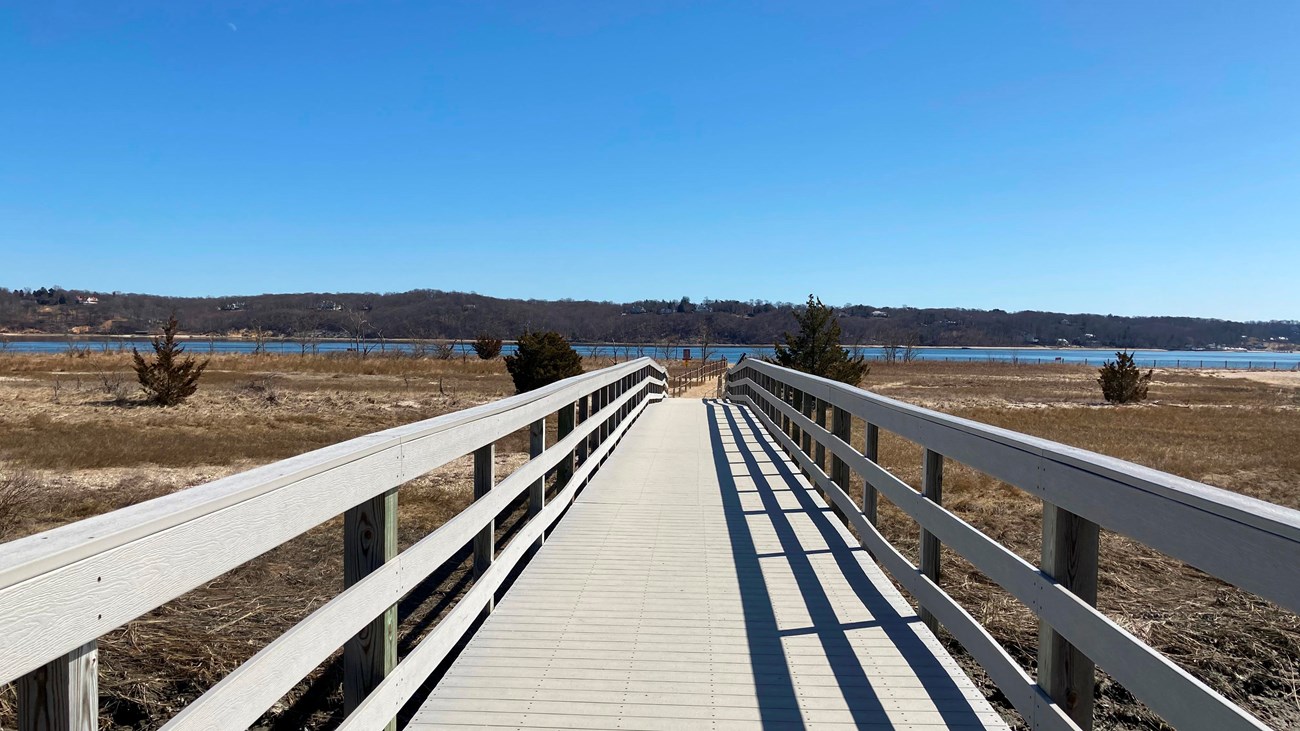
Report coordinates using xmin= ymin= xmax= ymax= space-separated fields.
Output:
xmin=1209 ymin=370 xmax=1300 ymax=388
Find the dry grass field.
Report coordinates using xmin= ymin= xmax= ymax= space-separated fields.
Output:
xmin=0 ymin=353 xmax=1297 ymax=729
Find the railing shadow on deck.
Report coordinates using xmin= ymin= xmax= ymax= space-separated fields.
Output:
xmin=706 ymin=399 xmax=990 ymax=729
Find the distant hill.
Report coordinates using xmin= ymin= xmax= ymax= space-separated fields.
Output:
xmin=1 ymin=287 xmax=1296 ymax=351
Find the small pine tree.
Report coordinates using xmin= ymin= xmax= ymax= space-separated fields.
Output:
xmin=770 ymin=295 xmax=870 ymax=385
xmin=132 ymin=315 xmax=208 ymax=406
xmin=472 ymin=333 xmax=504 ymax=360
xmin=1097 ymin=351 xmax=1152 ymax=404
xmin=504 ymin=331 xmax=583 ymax=393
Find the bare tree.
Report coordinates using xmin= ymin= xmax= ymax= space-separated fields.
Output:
xmin=881 ymin=334 xmax=900 ymax=364
xmin=249 ymin=324 xmax=268 ymax=356
xmin=698 ymin=321 xmax=714 ymax=364
xmin=902 ymin=332 xmax=920 ymax=363
xmin=346 ymin=307 xmax=373 ymax=358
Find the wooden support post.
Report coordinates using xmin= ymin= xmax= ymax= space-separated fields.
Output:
xmin=598 ymin=387 xmax=609 ymax=447
xmin=343 ymin=488 xmax=397 ymax=728
xmin=576 ymin=396 xmax=589 ymax=464
xmin=1038 ymin=504 xmax=1100 ymax=730
xmin=829 ymin=406 xmax=850 ymax=523
xmin=863 ymin=423 xmax=879 ymax=526
xmin=558 ymin=402 xmax=576 ymax=485
xmin=814 ymin=398 xmax=828 ymax=472
xmin=919 ymin=449 xmax=943 ymax=632
xmin=799 ymin=392 xmax=814 ymax=477
xmin=473 ymin=444 xmax=495 ymax=610
xmin=529 ymin=418 xmax=546 ymax=551
xmin=779 ymin=382 xmax=791 ymax=436
xmin=18 ymin=640 xmax=98 ymax=731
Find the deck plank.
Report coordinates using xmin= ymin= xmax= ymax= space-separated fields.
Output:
xmin=411 ymin=399 xmax=1008 ymax=730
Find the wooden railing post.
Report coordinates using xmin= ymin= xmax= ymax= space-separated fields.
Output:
xmin=830 ymin=406 xmax=851 ymax=523
xmin=529 ymin=418 xmax=546 ymax=551
xmin=814 ymin=398 xmax=828 ymax=473
xmin=1038 ymin=504 xmax=1100 ymax=730
xmin=18 ymin=640 xmax=98 ymax=731
xmin=799 ymin=391 xmax=814 ymax=477
xmin=779 ymin=382 xmax=791 ymax=436
xmin=473 ymin=444 xmax=495 ymax=608
xmin=343 ymin=488 xmax=397 ymax=728
xmin=598 ymin=386 xmax=609 ymax=447
xmin=576 ymin=395 xmax=589 ymax=465
xmin=862 ymin=423 xmax=879 ymax=526
xmin=919 ymin=449 xmax=943 ymax=632
xmin=558 ymin=401 xmax=576 ymax=483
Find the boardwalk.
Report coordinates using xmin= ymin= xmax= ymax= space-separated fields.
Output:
xmin=7 ymin=357 xmax=1290 ymax=731
xmin=414 ymin=399 xmax=1007 ymax=730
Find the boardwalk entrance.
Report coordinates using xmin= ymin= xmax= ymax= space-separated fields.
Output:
xmin=415 ymin=400 xmax=1004 ymax=730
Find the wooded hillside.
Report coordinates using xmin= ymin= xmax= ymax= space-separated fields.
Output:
xmin=2 ymin=287 xmax=1296 ymax=350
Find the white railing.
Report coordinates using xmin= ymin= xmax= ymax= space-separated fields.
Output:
xmin=726 ymin=359 xmax=1300 ymax=731
xmin=1 ymin=358 xmax=668 ymax=730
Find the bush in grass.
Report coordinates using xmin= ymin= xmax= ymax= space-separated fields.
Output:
xmin=504 ymin=331 xmax=583 ymax=393
xmin=132 ymin=315 xmax=208 ymax=406
xmin=472 ymin=333 xmax=503 ymax=360
xmin=1098 ymin=350 xmax=1152 ymax=404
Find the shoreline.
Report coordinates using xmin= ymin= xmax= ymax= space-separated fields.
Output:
xmin=1 ymin=333 xmax=1296 ymax=355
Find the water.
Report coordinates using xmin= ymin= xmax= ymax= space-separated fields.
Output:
xmin=2 ymin=337 xmax=1297 ymax=370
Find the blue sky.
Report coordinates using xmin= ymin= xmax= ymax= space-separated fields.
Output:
xmin=2 ymin=2 xmax=1297 ymax=320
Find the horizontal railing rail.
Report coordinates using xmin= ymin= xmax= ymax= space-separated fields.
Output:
xmin=1 ymin=357 xmax=668 ymax=730
xmin=725 ymin=359 xmax=1299 ymax=731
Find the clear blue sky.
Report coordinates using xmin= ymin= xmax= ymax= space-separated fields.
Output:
xmin=3 ymin=2 xmax=1297 ymax=320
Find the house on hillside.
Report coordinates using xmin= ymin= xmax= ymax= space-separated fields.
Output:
xmin=870 ymin=310 xmax=888 ymax=318
xmin=76 ymin=296 xmax=99 ymax=306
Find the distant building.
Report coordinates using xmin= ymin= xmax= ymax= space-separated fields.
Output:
xmin=76 ymin=296 xmax=99 ymax=306
xmin=870 ymin=310 xmax=888 ymax=318
xmin=626 ymin=306 xmax=647 ymax=315
xmin=316 ymin=301 xmax=343 ymax=311
xmin=219 ymin=302 xmax=246 ymax=311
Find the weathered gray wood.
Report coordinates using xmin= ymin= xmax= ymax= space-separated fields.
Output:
xmin=575 ymin=395 xmax=588 ymax=465
xmin=1039 ymin=505 xmax=1100 ymax=730
xmin=919 ymin=449 xmax=943 ymax=632
xmin=729 ymin=359 xmax=1300 ymax=617
xmin=473 ymin=444 xmax=495 ymax=583
xmin=734 ymin=391 xmax=1074 ymax=731
xmin=411 ymin=400 xmax=1008 ymax=731
xmin=863 ymin=422 xmax=880 ymax=526
xmin=0 ymin=359 xmax=665 ymax=685
xmin=338 ymin=392 xmax=657 ymax=731
xmin=343 ymin=488 xmax=398 ymax=727
xmin=529 ymin=418 xmax=546 ymax=551
xmin=18 ymin=640 xmax=97 ymax=731
xmin=161 ymin=382 xmax=661 ymax=731
xmin=599 ymin=386 xmax=610 ymax=446
xmin=800 ymin=390 xmax=813 ymax=464
xmin=733 ymin=378 xmax=1271 ymax=731
xmin=830 ymin=406 xmax=851 ymax=490
xmin=814 ymin=398 xmax=828 ymax=472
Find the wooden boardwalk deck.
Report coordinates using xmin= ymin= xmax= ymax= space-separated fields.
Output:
xmin=413 ymin=399 xmax=1008 ymax=730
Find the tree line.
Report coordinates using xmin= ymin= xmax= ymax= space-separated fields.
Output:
xmin=0 ymin=287 xmax=1295 ymax=350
